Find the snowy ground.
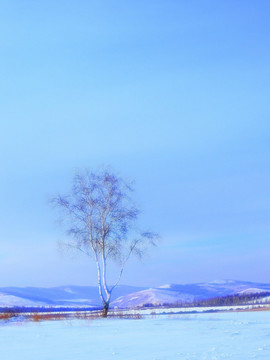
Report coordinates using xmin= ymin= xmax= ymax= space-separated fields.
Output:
xmin=115 ymin=303 xmax=270 ymax=316
xmin=1 ymin=311 xmax=270 ymax=359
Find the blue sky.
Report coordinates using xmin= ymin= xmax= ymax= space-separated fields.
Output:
xmin=0 ymin=0 xmax=269 ymax=287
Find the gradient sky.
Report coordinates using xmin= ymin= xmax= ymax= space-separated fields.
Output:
xmin=0 ymin=0 xmax=269 ymax=287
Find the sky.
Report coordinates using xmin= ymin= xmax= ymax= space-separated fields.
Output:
xmin=0 ymin=0 xmax=270 ymax=288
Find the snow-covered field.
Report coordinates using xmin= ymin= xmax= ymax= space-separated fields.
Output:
xmin=1 ymin=311 xmax=270 ymax=359
xmin=116 ymin=303 xmax=270 ymax=316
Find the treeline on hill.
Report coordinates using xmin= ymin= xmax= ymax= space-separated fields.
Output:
xmin=167 ymin=292 xmax=270 ymax=308
xmin=141 ymin=291 xmax=270 ymax=309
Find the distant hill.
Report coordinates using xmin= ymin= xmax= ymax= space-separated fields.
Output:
xmin=0 ymin=285 xmax=146 ymax=308
xmin=111 ymin=280 xmax=270 ymax=308
xmin=1 ymin=280 xmax=270 ymax=309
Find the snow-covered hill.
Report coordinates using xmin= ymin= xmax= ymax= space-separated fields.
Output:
xmin=1 ymin=280 xmax=270 ymax=309
xmin=111 ymin=288 xmax=193 ymax=308
xmin=0 ymin=293 xmax=45 ymax=307
xmin=0 ymin=285 xmax=145 ymax=308
xmin=112 ymin=280 xmax=270 ymax=308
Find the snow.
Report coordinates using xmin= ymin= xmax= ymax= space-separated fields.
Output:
xmin=112 ymin=288 xmax=194 ymax=308
xmin=1 ymin=281 xmax=270 ymax=310
xmin=260 ymin=296 xmax=270 ymax=303
xmin=0 ymin=285 xmax=146 ymax=307
xmin=1 ymin=281 xmax=270 ymax=308
xmin=113 ymin=280 xmax=270 ymax=308
xmin=0 ymin=293 xmax=45 ymax=307
xmin=158 ymin=284 xmax=171 ymax=289
xmin=207 ymin=279 xmax=232 ymax=284
xmin=1 ymin=311 xmax=270 ymax=359
xmin=113 ymin=303 xmax=270 ymax=315
xmin=239 ymin=288 xmax=267 ymax=294
xmin=63 ymin=288 xmax=75 ymax=294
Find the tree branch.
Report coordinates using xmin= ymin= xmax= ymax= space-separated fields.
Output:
xmin=109 ymin=240 xmax=139 ymax=294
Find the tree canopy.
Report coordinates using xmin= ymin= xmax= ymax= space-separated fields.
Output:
xmin=52 ymin=169 xmax=158 ymax=316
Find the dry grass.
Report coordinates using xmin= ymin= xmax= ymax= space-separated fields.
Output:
xmin=0 ymin=309 xmax=144 ymax=323
xmin=26 ymin=311 xmax=102 ymax=322
xmin=238 ymin=306 xmax=270 ymax=313
xmin=108 ymin=311 xmax=142 ymax=319
xmin=31 ymin=313 xmax=68 ymax=322
xmin=0 ymin=312 xmax=17 ymax=321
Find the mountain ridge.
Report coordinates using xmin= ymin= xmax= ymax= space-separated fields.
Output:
xmin=1 ymin=280 xmax=270 ymax=308
xmin=112 ymin=280 xmax=270 ymax=308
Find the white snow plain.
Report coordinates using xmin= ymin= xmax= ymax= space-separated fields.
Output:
xmin=1 ymin=311 xmax=270 ymax=359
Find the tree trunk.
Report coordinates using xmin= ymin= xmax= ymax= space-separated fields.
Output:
xmin=102 ymin=302 xmax=109 ymax=318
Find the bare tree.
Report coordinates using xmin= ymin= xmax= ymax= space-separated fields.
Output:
xmin=52 ymin=169 xmax=157 ymax=317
